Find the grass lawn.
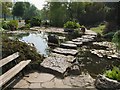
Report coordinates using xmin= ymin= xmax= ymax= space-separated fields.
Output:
xmin=90 ymin=24 xmax=105 ymax=35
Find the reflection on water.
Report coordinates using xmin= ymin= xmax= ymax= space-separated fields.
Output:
xmin=19 ymin=32 xmax=49 ymax=56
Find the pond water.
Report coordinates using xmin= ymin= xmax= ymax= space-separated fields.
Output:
xmin=20 ymin=32 xmax=49 ymax=56
xmin=9 ymin=31 xmax=120 ymax=78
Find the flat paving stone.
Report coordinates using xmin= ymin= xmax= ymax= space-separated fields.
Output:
xmin=24 ymin=72 xmax=55 ymax=83
xmin=41 ymin=79 xmax=55 ymax=88
xmin=37 ymin=73 xmax=55 ymax=82
xmin=29 ymin=83 xmax=41 ymax=88
xmin=52 ymin=48 xmax=78 ymax=56
xmin=54 ymin=78 xmax=72 ymax=88
xmin=23 ymin=72 xmax=39 ymax=83
xmin=60 ymin=43 xmax=77 ymax=49
xmin=13 ymin=79 xmax=30 ymax=88
xmin=41 ymin=53 xmax=73 ymax=74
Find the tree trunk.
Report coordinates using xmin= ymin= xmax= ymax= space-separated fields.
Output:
xmin=3 ymin=13 xmax=6 ymax=21
xmin=13 ymin=16 xmax=15 ymax=20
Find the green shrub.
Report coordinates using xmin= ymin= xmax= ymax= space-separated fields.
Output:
xmin=2 ymin=35 xmax=43 ymax=63
xmin=25 ymin=19 xmax=31 ymax=24
xmin=19 ymin=23 xmax=30 ymax=30
xmin=7 ymin=20 xmax=18 ymax=30
xmin=103 ymin=32 xmax=115 ymax=41
xmin=30 ymin=17 xmax=41 ymax=27
xmin=112 ymin=30 xmax=120 ymax=50
xmin=2 ymin=21 xmax=9 ymax=30
xmin=64 ymin=21 xmax=80 ymax=29
xmin=105 ymin=66 xmax=120 ymax=81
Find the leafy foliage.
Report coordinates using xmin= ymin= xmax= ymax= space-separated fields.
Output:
xmin=103 ymin=32 xmax=115 ymax=41
xmin=112 ymin=30 xmax=120 ymax=50
xmin=64 ymin=21 xmax=80 ymax=29
xmin=105 ymin=66 xmax=120 ymax=81
xmin=2 ymin=35 xmax=43 ymax=64
xmin=2 ymin=20 xmax=18 ymax=30
xmin=30 ymin=17 xmax=41 ymax=27
xmin=2 ymin=2 xmax=12 ymax=20
xmin=12 ymin=2 xmax=26 ymax=18
xmin=7 ymin=20 xmax=18 ymax=29
xmin=2 ymin=21 xmax=9 ymax=30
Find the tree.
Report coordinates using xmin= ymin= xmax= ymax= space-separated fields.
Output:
xmin=12 ymin=2 xmax=26 ymax=20
xmin=2 ymin=2 xmax=12 ymax=20
xmin=23 ymin=4 xmax=40 ymax=20
xmin=103 ymin=2 xmax=120 ymax=34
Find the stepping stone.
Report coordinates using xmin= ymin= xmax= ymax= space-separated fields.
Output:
xmin=41 ymin=53 xmax=75 ymax=74
xmin=66 ymin=41 xmax=83 ymax=47
xmin=60 ymin=43 xmax=77 ymax=49
xmin=72 ymin=38 xmax=83 ymax=42
xmin=52 ymin=48 xmax=78 ymax=56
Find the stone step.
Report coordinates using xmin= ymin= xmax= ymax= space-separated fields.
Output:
xmin=52 ymin=48 xmax=78 ymax=56
xmin=66 ymin=41 xmax=83 ymax=47
xmin=40 ymin=53 xmax=76 ymax=75
xmin=60 ymin=43 xmax=77 ymax=49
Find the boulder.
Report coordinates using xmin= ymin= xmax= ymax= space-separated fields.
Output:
xmin=95 ymin=75 xmax=120 ymax=89
xmin=48 ymin=34 xmax=59 ymax=44
xmin=41 ymin=53 xmax=75 ymax=74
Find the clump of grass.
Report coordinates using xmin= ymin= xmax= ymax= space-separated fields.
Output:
xmin=104 ymin=66 xmax=120 ymax=81
xmin=90 ymin=24 xmax=105 ymax=35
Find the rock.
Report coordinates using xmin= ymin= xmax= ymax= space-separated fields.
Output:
xmin=66 ymin=41 xmax=83 ymax=47
xmin=64 ymin=28 xmax=74 ymax=32
xmin=95 ymin=75 xmax=120 ymax=89
xmin=52 ymin=48 xmax=78 ymax=56
xmin=41 ymin=53 xmax=74 ymax=74
xmin=48 ymin=34 xmax=59 ymax=44
xmin=72 ymin=38 xmax=83 ymax=42
xmin=67 ymin=64 xmax=81 ymax=75
xmin=85 ymin=30 xmax=97 ymax=36
xmin=60 ymin=43 xmax=77 ymax=49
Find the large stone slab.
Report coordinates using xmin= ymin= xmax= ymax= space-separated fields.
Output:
xmin=66 ymin=41 xmax=83 ymax=47
xmin=41 ymin=53 xmax=75 ymax=74
xmin=60 ymin=43 xmax=77 ymax=49
xmin=52 ymin=48 xmax=78 ymax=56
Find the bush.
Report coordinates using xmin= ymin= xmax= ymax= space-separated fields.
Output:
xmin=19 ymin=23 xmax=30 ymax=30
xmin=25 ymin=19 xmax=31 ymax=24
xmin=30 ymin=17 xmax=41 ymax=27
xmin=64 ymin=21 xmax=80 ymax=29
xmin=7 ymin=20 xmax=18 ymax=30
xmin=2 ymin=35 xmax=43 ymax=64
xmin=2 ymin=21 xmax=9 ymax=30
xmin=112 ymin=30 xmax=120 ymax=50
xmin=103 ymin=32 xmax=115 ymax=41
xmin=2 ymin=20 xmax=18 ymax=30
xmin=105 ymin=66 xmax=120 ymax=81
